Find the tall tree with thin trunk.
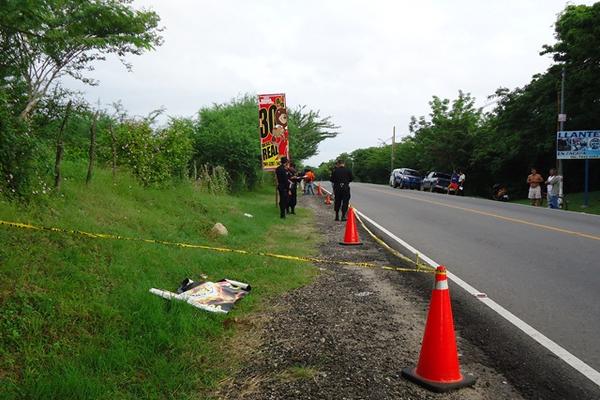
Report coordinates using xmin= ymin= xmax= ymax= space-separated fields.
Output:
xmin=86 ymin=111 xmax=99 ymax=185
xmin=109 ymin=123 xmax=117 ymax=180
xmin=54 ymin=100 xmax=72 ymax=191
xmin=0 ymin=1 xmax=163 ymax=120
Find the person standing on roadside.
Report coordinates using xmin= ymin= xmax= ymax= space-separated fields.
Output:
xmin=304 ymin=169 xmax=315 ymax=195
xmin=448 ymin=170 xmax=459 ymax=194
xmin=546 ymin=168 xmax=562 ymax=209
xmin=458 ymin=169 xmax=466 ymax=196
xmin=330 ymin=159 xmax=353 ymax=221
xmin=286 ymin=162 xmax=300 ymax=215
xmin=527 ymin=167 xmax=544 ymax=207
xmin=276 ymin=157 xmax=290 ymax=219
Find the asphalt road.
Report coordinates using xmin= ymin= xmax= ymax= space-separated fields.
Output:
xmin=321 ymin=182 xmax=600 ymax=375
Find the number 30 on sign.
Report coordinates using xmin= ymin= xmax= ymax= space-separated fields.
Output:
xmin=258 ymin=93 xmax=289 ymax=170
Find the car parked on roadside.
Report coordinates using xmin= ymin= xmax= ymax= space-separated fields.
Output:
xmin=389 ymin=168 xmax=422 ymax=189
xmin=421 ymin=171 xmax=452 ymax=192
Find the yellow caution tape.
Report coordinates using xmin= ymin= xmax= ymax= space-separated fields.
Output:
xmin=353 ymin=212 xmax=436 ymax=273
xmin=315 ymin=185 xmax=433 ymax=274
xmin=0 ymin=219 xmax=432 ymax=274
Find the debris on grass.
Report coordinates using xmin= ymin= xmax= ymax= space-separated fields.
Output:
xmin=150 ymin=277 xmax=251 ymax=313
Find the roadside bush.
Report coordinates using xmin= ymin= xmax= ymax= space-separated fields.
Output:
xmin=160 ymin=118 xmax=194 ymax=179
xmin=0 ymin=91 xmax=52 ymax=199
xmin=193 ymin=96 xmax=261 ymax=190
xmin=114 ymin=119 xmax=193 ymax=186
xmin=196 ymin=164 xmax=230 ymax=195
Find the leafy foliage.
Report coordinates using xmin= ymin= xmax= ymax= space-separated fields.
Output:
xmin=196 ymin=164 xmax=230 ymax=195
xmin=192 ymin=95 xmax=261 ymax=189
xmin=115 ymin=118 xmax=193 ymax=186
xmin=288 ymin=106 xmax=339 ymax=161
xmin=0 ymin=88 xmax=54 ymax=199
xmin=320 ymin=3 xmax=600 ymax=196
xmin=409 ymin=91 xmax=481 ymax=172
xmin=0 ymin=0 xmax=163 ymax=118
xmin=192 ymin=95 xmax=340 ymax=190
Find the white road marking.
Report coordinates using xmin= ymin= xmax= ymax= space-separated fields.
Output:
xmin=354 ymin=209 xmax=600 ymax=388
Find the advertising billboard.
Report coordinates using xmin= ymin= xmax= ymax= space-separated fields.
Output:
xmin=557 ymin=130 xmax=600 ymax=159
xmin=258 ymin=93 xmax=289 ymax=170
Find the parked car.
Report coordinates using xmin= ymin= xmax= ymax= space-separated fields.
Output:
xmin=389 ymin=168 xmax=422 ymax=189
xmin=421 ymin=171 xmax=452 ymax=192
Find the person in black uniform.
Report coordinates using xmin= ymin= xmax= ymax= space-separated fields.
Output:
xmin=275 ymin=157 xmax=290 ymax=218
xmin=330 ymin=159 xmax=353 ymax=221
xmin=286 ymin=162 xmax=302 ymax=214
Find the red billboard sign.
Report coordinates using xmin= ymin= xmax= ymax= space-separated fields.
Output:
xmin=258 ymin=93 xmax=289 ymax=170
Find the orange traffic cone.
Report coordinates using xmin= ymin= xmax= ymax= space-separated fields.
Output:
xmin=339 ymin=207 xmax=362 ymax=246
xmin=402 ymin=266 xmax=476 ymax=392
xmin=316 ymin=184 xmax=322 ymax=196
xmin=325 ymin=194 xmax=332 ymax=205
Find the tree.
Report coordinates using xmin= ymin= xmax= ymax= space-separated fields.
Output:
xmin=542 ymin=3 xmax=600 ymax=67
xmin=193 ymin=96 xmax=261 ymax=189
xmin=485 ymin=3 xmax=600 ymax=195
xmin=0 ymin=0 xmax=163 ymax=119
xmin=314 ymin=3 xmax=600 ymax=197
xmin=409 ymin=91 xmax=482 ymax=173
xmin=541 ymin=3 xmax=600 ymax=131
xmin=540 ymin=2 xmax=600 ymax=191
xmin=192 ymin=95 xmax=341 ymax=188
xmin=350 ymin=146 xmax=390 ymax=183
xmin=288 ymin=106 xmax=339 ymax=161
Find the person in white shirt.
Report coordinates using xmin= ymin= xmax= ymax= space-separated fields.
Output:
xmin=458 ymin=170 xmax=466 ymax=196
xmin=546 ymin=168 xmax=562 ymax=209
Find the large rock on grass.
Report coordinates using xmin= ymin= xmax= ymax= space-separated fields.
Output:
xmin=211 ymin=222 xmax=228 ymax=236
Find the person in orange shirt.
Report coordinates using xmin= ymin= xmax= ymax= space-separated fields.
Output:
xmin=304 ymin=169 xmax=315 ymax=195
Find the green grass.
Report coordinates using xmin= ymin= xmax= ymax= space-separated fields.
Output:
xmin=512 ymin=190 xmax=600 ymax=215
xmin=286 ymin=366 xmax=319 ymax=380
xmin=0 ymin=161 xmax=319 ymax=399
xmin=278 ymin=365 xmax=319 ymax=382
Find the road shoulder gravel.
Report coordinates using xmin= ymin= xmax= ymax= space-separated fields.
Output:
xmin=218 ymin=195 xmax=531 ymax=399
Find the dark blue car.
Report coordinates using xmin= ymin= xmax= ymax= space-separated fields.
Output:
xmin=389 ymin=168 xmax=422 ymax=189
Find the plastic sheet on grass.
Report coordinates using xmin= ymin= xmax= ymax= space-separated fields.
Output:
xmin=150 ymin=278 xmax=251 ymax=313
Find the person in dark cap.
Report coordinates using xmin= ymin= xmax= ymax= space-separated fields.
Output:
xmin=286 ymin=162 xmax=304 ymax=215
xmin=275 ymin=157 xmax=290 ymax=218
xmin=330 ymin=159 xmax=353 ymax=221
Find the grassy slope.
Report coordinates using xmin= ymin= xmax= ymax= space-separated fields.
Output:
xmin=0 ymin=161 xmax=318 ymax=399
xmin=512 ymin=190 xmax=600 ymax=215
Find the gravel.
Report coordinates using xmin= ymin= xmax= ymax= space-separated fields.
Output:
xmin=219 ymin=195 xmax=526 ymax=399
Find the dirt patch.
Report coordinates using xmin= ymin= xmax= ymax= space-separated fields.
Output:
xmin=218 ymin=195 xmax=524 ymax=399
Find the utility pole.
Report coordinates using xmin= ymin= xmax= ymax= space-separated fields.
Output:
xmin=558 ymin=67 xmax=566 ymax=176
xmin=558 ymin=66 xmax=566 ymax=207
xmin=391 ymin=126 xmax=396 ymax=173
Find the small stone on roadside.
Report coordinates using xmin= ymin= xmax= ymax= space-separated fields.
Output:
xmin=211 ymin=222 xmax=228 ymax=236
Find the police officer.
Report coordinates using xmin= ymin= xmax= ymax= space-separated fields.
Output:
xmin=330 ymin=159 xmax=353 ymax=221
xmin=275 ymin=157 xmax=290 ymax=218
xmin=286 ymin=162 xmax=303 ymax=215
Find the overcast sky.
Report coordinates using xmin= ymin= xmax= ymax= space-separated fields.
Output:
xmin=64 ymin=0 xmax=594 ymax=166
